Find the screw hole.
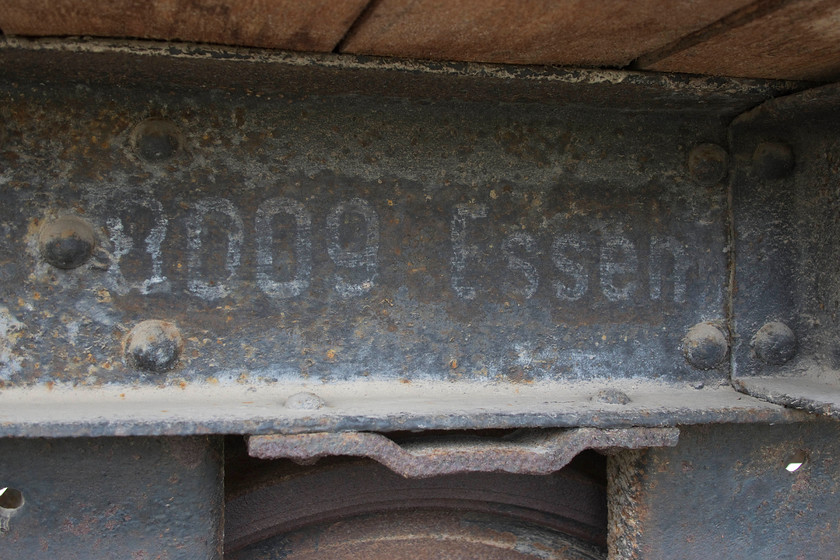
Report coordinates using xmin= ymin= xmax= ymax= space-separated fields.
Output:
xmin=784 ymin=450 xmax=808 ymax=473
xmin=0 ymin=487 xmax=23 ymax=510
xmin=132 ymin=118 xmax=183 ymax=162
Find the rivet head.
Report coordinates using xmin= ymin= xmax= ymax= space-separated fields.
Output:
xmin=285 ymin=392 xmax=326 ymax=410
xmin=593 ymin=389 xmax=631 ymax=405
xmin=124 ymin=320 xmax=183 ymax=373
xmin=683 ymin=322 xmax=729 ymax=370
xmin=132 ymin=118 xmax=182 ymax=162
xmin=39 ymin=216 xmax=95 ymax=269
xmin=752 ymin=321 xmax=797 ymax=365
xmin=688 ymin=143 xmax=728 ymax=186
xmin=753 ymin=142 xmax=795 ymax=180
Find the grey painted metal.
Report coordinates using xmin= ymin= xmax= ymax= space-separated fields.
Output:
xmin=0 ymin=39 xmax=808 ymax=435
xmin=0 ymin=436 xmax=224 ymax=558
xmin=247 ymin=427 xmax=679 ymax=477
xmin=730 ymin=83 xmax=840 ymax=418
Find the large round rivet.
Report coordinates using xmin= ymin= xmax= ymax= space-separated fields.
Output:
xmin=285 ymin=392 xmax=326 ymax=410
xmin=124 ymin=320 xmax=183 ymax=373
xmin=683 ymin=322 xmax=729 ymax=370
xmin=39 ymin=216 xmax=95 ymax=269
xmin=752 ymin=321 xmax=797 ymax=365
xmin=753 ymin=142 xmax=795 ymax=180
xmin=688 ymin=143 xmax=728 ymax=186
xmin=593 ymin=389 xmax=631 ymax=405
xmin=132 ymin=118 xmax=182 ymax=162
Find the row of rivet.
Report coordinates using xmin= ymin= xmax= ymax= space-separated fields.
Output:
xmin=682 ymin=320 xmax=797 ymax=370
xmin=33 ymin=124 xmax=796 ymax=374
xmin=688 ymin=140 xmax=795 ymax=185
xmin=85 ymin=317 xmax=799 ymax=376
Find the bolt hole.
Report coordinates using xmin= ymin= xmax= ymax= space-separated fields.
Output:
xmin=132 ymin=118 xmax=183 ymax=162
xmin=0 ymin=487 xmax=23 ymax=510
xmin=784 ymin=450 xmax=808 ymax=473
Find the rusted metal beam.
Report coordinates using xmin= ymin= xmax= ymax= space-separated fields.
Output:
xmin=0 ymin=40 xmax=813 ymax=437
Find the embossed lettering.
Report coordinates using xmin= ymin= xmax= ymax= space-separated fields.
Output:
xmin=326 ymin=198 xmax=380 ymax=297
xmin=186 ymin=197 xmax=244 ymax=300
xmin=105 ymin=196 xmax=169 ymax=295
xmin=256 ymin=197 xmax=312 ymax=299
xmin=552 ymin=233 xmax=590 ymax=301
xmin=600 ymin=234 xmax=638 ymax=301
xmin=649 ymin=236 xmax=689 ymax=303
xmin=502 ymin=232 xmax=539 ymax=299
xmin=451 ymin=204 xmax=487 ymax=300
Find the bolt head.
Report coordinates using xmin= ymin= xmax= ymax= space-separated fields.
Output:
xmin=683 ymin=322 xmax=729 ymax=370
xmin=688 ymin=143 xmax=728 ymax=186
xmin=132 ymin=118 xmax=182 ymax=162
xmin=124 ymin=320 xmax=183 ymax=373
xmin=593 ymin=388 xmax=631 ymax=405
xmin=752 ymin=321 xmax=797 ymax=365
xmin=753 ymin=142 xmax=795 ymax=180
xmin=39 ymin=216 xmax=95 ymax=269
xmin=285 ymin=391 xmax=326 ymax=410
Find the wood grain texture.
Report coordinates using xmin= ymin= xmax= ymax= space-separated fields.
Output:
xmin=642 ymin=0 xmax=840 ymax=81
xmin=338 ymin=0 xmax=756 ymax=66
xmin=0 ymin=0 xmax=371 ymax=51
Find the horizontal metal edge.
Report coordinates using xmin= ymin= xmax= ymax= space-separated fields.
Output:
xmin=734 ymin=377 xmax=840 ymax=419
xmin=0 ymin=381 xmax=811 ymax=437
xmin=0 ymin=37 xmax=805 ymax=112
xmin=730 ymin=81 xmax=840 ymax=129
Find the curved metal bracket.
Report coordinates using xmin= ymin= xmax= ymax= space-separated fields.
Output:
xmin=248 ymin=427 xmax=679 ymax=478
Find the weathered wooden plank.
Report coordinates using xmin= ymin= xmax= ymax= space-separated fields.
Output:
xmin=641 ymin=0 xmax=840 ymax=81
xmin=0 ymin=0 xmax=371 ymax=52
xmin=338 ymin=0 xmax=755 ymax=66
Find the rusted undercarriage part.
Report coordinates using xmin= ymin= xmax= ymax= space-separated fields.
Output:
xmin=229 ymin=510 xmax=606 ymax=560
xmin=226 ymin=437 xmax=610 ymax=557
xmin=608 ymin=421 xmax=840 ymax=559
xmin=247 ymin=427 xmax=679 ymax=478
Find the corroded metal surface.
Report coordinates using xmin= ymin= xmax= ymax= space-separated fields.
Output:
xmin=607 ymin=421 xmax=840 ymax=559
xmin=0 ymin=436 xmax=224 ymax=559
xmin=730 ymin=82 xmax=840 ymax=417
xmin=0 ymin=41 xmax=813 ymax=435
xmin=229 ymin=510 xmax=605 ymax=560
xmin=247 ymin=428 xmax=679 ymax=477
xmin=0 ymin=44 xmax=733 ymax=386
xmin=0 ymin=56 xmax=728 ymax=389
xmin=225 ymin=448 xmax=608 ymax=553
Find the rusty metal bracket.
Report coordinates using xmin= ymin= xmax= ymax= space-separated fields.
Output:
xmin=729 ymin=82 xmax=840 ymax=418
xmin=247 ymin=428 xmax=679 ymax=478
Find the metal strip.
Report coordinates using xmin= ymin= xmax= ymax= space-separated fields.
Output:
xmin=248 ymin=428 xmax=679 ymax=478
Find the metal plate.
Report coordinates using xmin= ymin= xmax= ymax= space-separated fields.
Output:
xmin=0 ymin=64 xmax=727 ymax=387
xmin=608 ymin=421 xmax=840 ymax=558
xmin=0 ymin=40 xmax=806 ymax=435
xmin=730 ymin=83 xmax=840 ymax=417
xmin=0 ymin=436 xmax=223 ymax=559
